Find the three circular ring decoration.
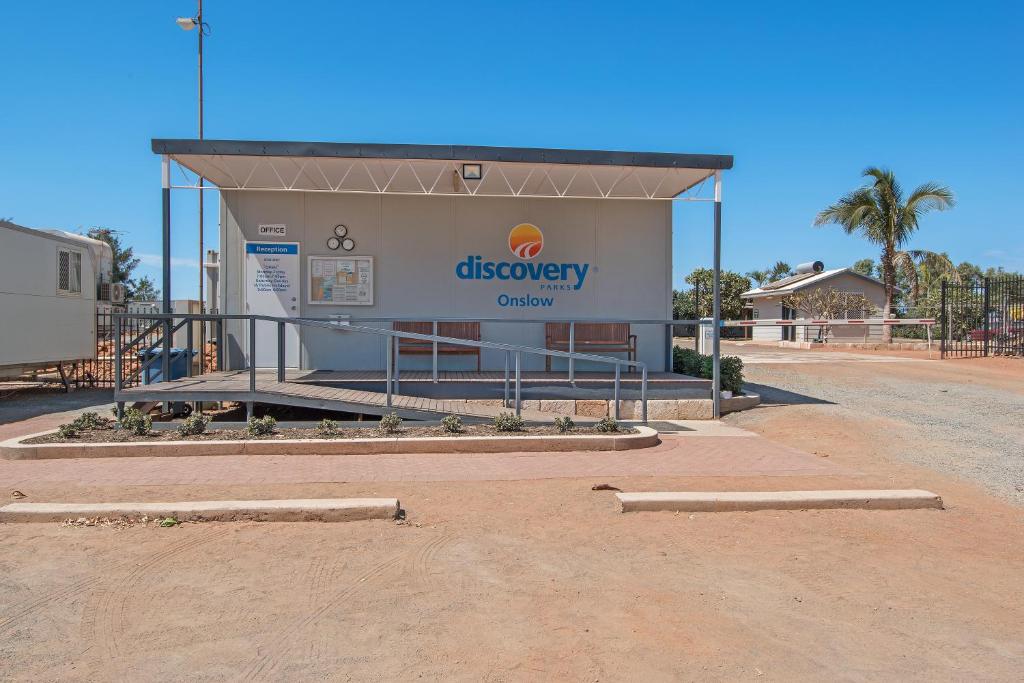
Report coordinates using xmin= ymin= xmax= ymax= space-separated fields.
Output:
xmin=327 ymin=224 xmax=356 ymax=251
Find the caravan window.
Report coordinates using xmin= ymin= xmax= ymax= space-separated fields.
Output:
xmin=57 ymin=247 xmax=83 ymax=296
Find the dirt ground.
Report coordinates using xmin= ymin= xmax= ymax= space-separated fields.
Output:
xmin=1 ymin=355 xmax=1023 ymax=680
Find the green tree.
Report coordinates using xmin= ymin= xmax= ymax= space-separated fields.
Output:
xmin=851 ymin=258 xmax=876 ymax=278
xmin=814 ymin=168 xmax=955 ymax=341
xmin=131 ymin=275 xmax=160 ymax=302
xmin=956 ymin=261 xmax=984 ymax=286
xmin=681 ymin=268 xmax=752 ymax=320
xmin=768 ymin=261 xmax=793 ymax=281
xmin=86 ymin=227 xmax=139 ymax=285
xmin=673 ymin=288 xmax=696 ymax=321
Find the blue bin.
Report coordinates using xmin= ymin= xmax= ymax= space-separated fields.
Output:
xmin=138 ymin=348 xmax=197 ymax=384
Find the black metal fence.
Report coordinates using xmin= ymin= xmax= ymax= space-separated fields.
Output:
xmin=64 ymin=310 xmax=217 ymax=388
xmin=941 ymin=277 xmax=1024 ymax=358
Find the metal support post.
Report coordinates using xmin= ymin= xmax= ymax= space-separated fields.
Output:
xmin=983 ymin=277 xmax=991 ymax=357
xmin=113 ymin=316 xmax=123 ymax=394
xmin=249 ymin=317 xmax=256 ymax=393
xmin=277 ymin=321 xmax=285 ymax=383
xmin=186 ymin=318 xmax=194 ymax=378
xmin=162 ymin=318 xmax=172 ymax=413
xmin=712 ymin=171 xmax=723 ymax=419
xmin=432 ymin=320 xmax=439 ymax=383
xmin=568 ymin=321 xmax=575 ymax=383
xmin=394 ymin=338 xmax=400 ymax=394
xmin=246 ymin=402 xmax=254 ymax=421
xmin=665 ymin=322 xmax=674 ymax=372
xmin=504 ymin=351 xmax=511 ymax=408
xmin=694 ymin=282 xmax=701 ymax=351
xmin=940 ymin=281 xmax=947 ymax=359
xmin=613 ymin=363 xmax=621 ymax=420
xmin=217 ymin=319 xmax=224 ymax=370
xmin=198 ymin=314 xmax=205 ymax=375
xmin=640 ymin=365 xmax=648 ymax=424
xmin=385 ymin=336 xmax=393 ymax=408
xmin=161 ymin=155 xmax=172 ymax=414
xmin=514 ymin=351 xmax=522 ymax=417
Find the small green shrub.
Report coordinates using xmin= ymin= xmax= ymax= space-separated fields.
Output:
xmin=315 ymin=418 xmax=340 ymax=438
xmin=247 ymin=415 xmax=277 ymax=437
xmin=159 ymin=516 xmax=180 ymax=527
xmin=56 ymin=423 xmax=79 ymax=440
xmin=73 ymin=411 xmax=109 ymax=431
xmin=720 ymin=356 xmax=744 ymax=395
xmin=378 ymin=412 xmax=403 ymax=435
xmin=177 ymin=413 xmax=209 ymax=437
xmin=554 ymin=416 xmax=575 ymax=433
xmin=440 ymin=414 xmax=463 ymax=433
xmin=493 ymin=412 xmax=525 ymax=432
xmin=595 ymin=416 xmax=620 ymax=433
xmin=119 ymin=408 xmax=152 ymax=436
xmin=672 ymin=346 xmax=744 ymax=394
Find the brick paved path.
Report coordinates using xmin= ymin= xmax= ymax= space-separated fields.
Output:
xmin=0 ymin=434 xmax=845 ymax=489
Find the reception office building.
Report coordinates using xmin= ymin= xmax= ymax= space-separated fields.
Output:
xmin=145 ymin=139 xmax=733 ymax=417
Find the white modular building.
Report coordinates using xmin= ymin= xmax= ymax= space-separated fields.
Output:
xmin=0 ymin=221 xmax=113 ymax=378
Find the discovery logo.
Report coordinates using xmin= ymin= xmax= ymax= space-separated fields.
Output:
xmin=507 ymin=223 xmax=543 ymax=259
xmin=454 ymin=224 xmax=591 ymax=291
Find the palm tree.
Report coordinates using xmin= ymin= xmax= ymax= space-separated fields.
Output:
xmin=745 ymin=269 xmax=770 ymax=287
xmin=814 ymin=167 xmax=955 ymax=341
xmin=768 ymin=261 xmax=793 ymax=281
xmin=903 ymin=250 xmax=960 ymax=304
xmin=746 ymin=261 xmax=794 ymax=287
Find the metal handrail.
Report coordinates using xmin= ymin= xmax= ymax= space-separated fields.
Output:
xmin=113 ymin=312 xmax=650 ymax=423
xmin=113 ymin=312 xmax=695 ymax=385
xmin=112 ymin=314 xmax=700 ymax=324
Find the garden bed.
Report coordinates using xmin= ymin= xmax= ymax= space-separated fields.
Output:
xmin=2 ymin=420 xmax=658 ymax=460
xmin=22 ymin=422 xmax=637 ymax=445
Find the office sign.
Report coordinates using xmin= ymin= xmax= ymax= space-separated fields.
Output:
xmin=258 ymin=223 xmax=287 ymax=237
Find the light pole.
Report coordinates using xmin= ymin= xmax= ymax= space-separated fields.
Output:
xmin=176 ymin=3 xmax=210 ymax=371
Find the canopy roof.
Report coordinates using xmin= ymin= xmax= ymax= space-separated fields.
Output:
xmin=153 ymin=139 xmax=732 ymax=200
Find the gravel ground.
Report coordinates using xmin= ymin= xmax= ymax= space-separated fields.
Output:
xmin=724 ymin=343 xmax=1024 ymax=505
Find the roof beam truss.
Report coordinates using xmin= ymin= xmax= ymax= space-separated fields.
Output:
xmin=168 ymin=155 xmax=719 ymax=201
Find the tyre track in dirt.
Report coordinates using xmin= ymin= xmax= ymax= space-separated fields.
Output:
xmin=0 ymin=527 xmax=227 ymax=639
xmin=409 ymin=532 xmax=457 ymax=591
xmin=240 ymin=538 xmax=427 ymax=681
xmin=85 ymin=527 xmax=236 ymax=665
xmin=0 ymin=573 xmax=103 ymax=636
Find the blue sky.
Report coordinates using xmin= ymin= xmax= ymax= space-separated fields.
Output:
xmin=1 ymin=1 xmax=1021 ymax=298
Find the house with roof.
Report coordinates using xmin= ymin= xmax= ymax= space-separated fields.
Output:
xmin=740 ymin=261 xmax=887 ymax=343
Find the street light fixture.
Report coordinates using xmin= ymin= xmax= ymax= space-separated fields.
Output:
xmin=175 ymin=16 xmax=197 ymax=30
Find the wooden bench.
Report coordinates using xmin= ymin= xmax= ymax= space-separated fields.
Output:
xmin=544 ymin=323 xmax=637 ymax=371
xmin=393 ymin=321 xmax=481 ymax=371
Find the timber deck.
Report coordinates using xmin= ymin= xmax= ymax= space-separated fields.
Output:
xmin=117 ymin=369 xmax=704 ymax=420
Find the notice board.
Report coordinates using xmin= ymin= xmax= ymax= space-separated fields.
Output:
xmin=308 ymin=255 xmax=374 ymax=305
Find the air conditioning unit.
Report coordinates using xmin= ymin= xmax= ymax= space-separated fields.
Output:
xmin=110 ymin=282 xmax=127 ymax=304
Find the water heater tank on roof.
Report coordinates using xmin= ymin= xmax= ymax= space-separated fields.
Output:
xmin=795 ymin=261 xmax=825 ymax=274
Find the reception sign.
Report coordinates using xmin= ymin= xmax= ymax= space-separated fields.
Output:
xmin=244 ymin=241 xmax=300 ymax=367
xmin=309 ymin=255 xmax=374 ymax=305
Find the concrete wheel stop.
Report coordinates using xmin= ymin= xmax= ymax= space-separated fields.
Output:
xmin=0 ymin=498 xmax=401 ymax=523
xmin=616 ymin=490 xmax=943 ymax=513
